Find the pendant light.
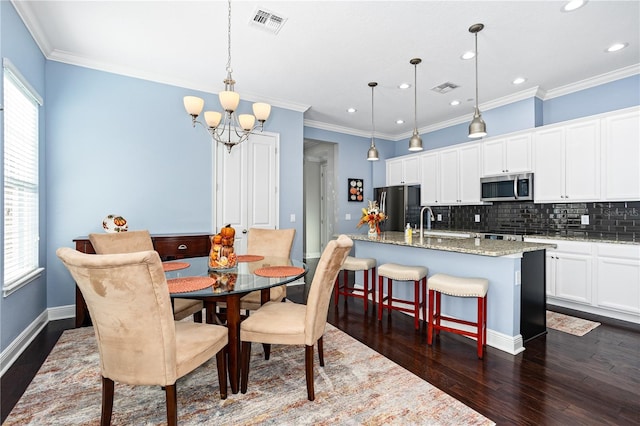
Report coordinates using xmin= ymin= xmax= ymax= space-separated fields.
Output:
xmin=408 ymin=58 xmax=423 ymax=151
xmin=468 ymin=23 xmax=487 ymax=138
xmin=367 ymin=82 xmax=380 ymax=161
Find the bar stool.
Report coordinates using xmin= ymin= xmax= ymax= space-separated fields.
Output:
xmin=334 ymin=256 xmax=377 ymax=312
xmin=427 ymin=273 xmax=489 ymax=359
xmin=377 ymin=263 xmax=428 ymax=330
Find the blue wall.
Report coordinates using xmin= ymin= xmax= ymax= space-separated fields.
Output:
xmin=1 ymin=1 xmax=48 ymax=351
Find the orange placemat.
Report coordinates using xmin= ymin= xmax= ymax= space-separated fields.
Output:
xmin=253 ymin=266 xmax=305 ymax=278
xmin=167 ymin=276 xmax=215 ymax=293
xmin=237 ymin=254 xmax=265 ymax=263
xmin=162 ymin=262 xmax=190 ymax=272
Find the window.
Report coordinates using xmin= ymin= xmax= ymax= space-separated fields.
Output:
xmin=3 ymin=59 xmax=43 ymax=297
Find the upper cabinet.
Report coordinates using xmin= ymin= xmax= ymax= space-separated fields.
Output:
xmin=601 ymin=109 xmax=640 ymax=201
xmin=420 ymin=142 xmax=483 ymax=206
xmin=482 ymin=133 xmax=532 ymax=176
xmin=534 ymin=119 xmax=601 ymax=203
xmin=386 ymin=155 xmax=421 ymax=186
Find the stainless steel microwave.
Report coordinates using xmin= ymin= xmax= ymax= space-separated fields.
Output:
xmin=480 ymin=173 xmax=533 ymax=202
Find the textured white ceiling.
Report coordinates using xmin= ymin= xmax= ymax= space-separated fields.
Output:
xmin=13 ymin=0 xmax=640 ymax=140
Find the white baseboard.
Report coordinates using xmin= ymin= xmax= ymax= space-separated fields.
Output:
xmin=1 ymin=310 xmax=48 ymax=376
xmin=0 ymin=305 xmax=75 ymax=377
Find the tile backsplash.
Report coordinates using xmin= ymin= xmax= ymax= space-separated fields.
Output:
xmin=425 ymin=201 xmax=640 ymax=242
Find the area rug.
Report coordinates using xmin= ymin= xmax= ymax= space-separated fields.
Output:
xmin=546 ymin=310 xmax=601 ymax=336
xmin=5 ymin=324 xmax=494 ymax=425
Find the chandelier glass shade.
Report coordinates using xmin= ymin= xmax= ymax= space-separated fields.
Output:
xmin=408 ymin=58 xmax=424 ymax=152
xmin=468 ymin=23 xmax=487 ymax=138
xmin=367 ymin=82 xmax=380 ymax=161
xmin=183 ymin=0 xmax=271 ymax=152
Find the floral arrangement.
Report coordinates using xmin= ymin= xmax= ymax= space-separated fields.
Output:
xmin=357 ymin=200 xmax=386 ymax=232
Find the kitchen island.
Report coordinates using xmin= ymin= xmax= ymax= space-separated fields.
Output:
xmin=346 ymin=231 xmax=556 ymax=355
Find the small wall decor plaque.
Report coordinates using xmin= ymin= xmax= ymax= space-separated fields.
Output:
xmin=348 ymin=178 xmax=363 ymax=202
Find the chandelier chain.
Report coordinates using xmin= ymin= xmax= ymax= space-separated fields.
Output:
xmin=226 ymin=0 xmax=232 ymax=72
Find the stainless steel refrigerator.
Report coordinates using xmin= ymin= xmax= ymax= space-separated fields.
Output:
xmin=373 ymin=185 xmax=421 ymax=232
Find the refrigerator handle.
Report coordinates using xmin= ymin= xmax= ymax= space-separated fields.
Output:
xmin=381 ymin=191 xmax=386 ymax=215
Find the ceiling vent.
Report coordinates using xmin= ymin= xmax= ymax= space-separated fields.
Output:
xmin=249 ymin=8 xmax=287 ymax=34
xmin=431 ymin=82 xmax=460 ymax=94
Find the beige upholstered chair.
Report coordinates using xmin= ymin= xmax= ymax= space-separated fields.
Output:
xmin=214 ymin=228 xmax=296 ymax=316
xmin=89 ymin=230 xmax=204 ymax=321
xmin=240 ymin=234 xmax=353 ymax=401
xmin=56 ymin=248 xmax=228 ymax=425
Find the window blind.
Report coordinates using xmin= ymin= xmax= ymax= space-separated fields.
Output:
xmin=3 ymin=60 xmax=43 ymax=294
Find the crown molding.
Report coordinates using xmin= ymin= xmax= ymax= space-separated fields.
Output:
xmin=303 ymin=119 xmax=396 ymax=141
xmin=541 ymin=64 xmax=640 ymax=100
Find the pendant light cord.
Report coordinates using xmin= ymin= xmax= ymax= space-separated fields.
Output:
xmin=474 ymin=31 xmax=479 ymax=111
xmin=413 ymin=63 xmax=418 ymax=128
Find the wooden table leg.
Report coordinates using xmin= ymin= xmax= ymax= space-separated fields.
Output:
xmin=224 ymin=294 xmax=241 ymax=394
xmin=261 ymin=288 xmax=270 ymax=305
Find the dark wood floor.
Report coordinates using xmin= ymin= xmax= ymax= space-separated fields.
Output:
xmin=3 ymin=262 xmax=639 ymax=424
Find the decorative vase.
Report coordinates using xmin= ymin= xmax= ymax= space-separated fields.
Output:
xmin=368 ymin=223 xmax=378 ymax=238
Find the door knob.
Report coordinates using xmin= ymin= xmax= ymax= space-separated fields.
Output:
xmin=242 ymin=229 xmax=248 ymax=234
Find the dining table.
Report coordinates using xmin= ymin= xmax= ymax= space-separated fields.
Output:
xmin=163 ymin=255 xmax=308 ymax=394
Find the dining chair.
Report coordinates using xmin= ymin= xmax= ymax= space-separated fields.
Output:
xmin=89 ymin=230 xmax=204 ymax=322
xmin=240 ymin=234 xmax=353 ymax=401
xmin=56 ymin=248 xmax=228 ymax=425
xmin=239 ymin=227 xmax=296 ymax=309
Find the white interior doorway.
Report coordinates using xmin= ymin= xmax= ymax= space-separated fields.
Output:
xmin=303 ymin=140 xmax=337 ymax=259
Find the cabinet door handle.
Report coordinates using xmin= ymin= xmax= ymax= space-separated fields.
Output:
xmin=177 ymin=244 xmax=188 ymax=250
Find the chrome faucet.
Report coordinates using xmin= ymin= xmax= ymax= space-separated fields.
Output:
xmin=420 ymin=206 xmax=435 ymax=237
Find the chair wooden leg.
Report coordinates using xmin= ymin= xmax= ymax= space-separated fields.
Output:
xmin=241 ymin=341 xmax=251 ymax=394
xmin=305 ymin=344 xmax=315 ymax=401
xmin=427 ymin=289 xmax=434 ymax=346
xmin=165 ymin=384 xmax=177 ymax=426
xmin=317 ymin=336 xmax=324 ymax=367
xmin=100 ymin=376 xmax=114 ymax=426
xmin=477 ymin=296 xmax=485 ymax=359
xmin=377 ymin=275 xmax=384 ymax=321
xmin=216 ymin=349 xmax=228 ymax=399
xmin=334 ymin=276 xmax=339 ymax=306
xmin=193 ymin=310 xmax=203 ymax=323
xmin=263 ymin=343 xmax=271 ymax=360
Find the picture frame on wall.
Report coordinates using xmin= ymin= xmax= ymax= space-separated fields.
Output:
xmin=348 ymin=178 xmax=363 ymax=202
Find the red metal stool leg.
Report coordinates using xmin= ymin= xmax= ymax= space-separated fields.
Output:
xmin=413 ymin=280 xmax=420 ymax=329
xmin=427 ymin=289 xmax=435 ymax=345
xmin=377 ymin=274 xmax=384 ymax=321
xmin=363 ymin=269 xmax=369 ymax=313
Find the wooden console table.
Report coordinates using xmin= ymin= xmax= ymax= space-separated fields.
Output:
xmin=73 ymin=233 xmax=211 ymax=327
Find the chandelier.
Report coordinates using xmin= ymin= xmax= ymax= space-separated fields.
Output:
xmin=183 ymin=0 xmax=271 ymax=152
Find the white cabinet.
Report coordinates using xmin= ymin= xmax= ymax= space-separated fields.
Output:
xmin=601 ymin=109 xmax=640 ymax=201
xmin=533 ymin=119 xmax=600 ymax=203
xmin=594 ymin=243 xmax=640 ymax=316
xmin=420 ymin=143 xmax=482 ymax=206
xmin=386 ymin=155 xmax=421 ymax=186
xmin=525 ymin=237 xmax=640 ymax=323
xmin=420 ymin=152 xmax=439 ymax=205
xmin=548 ymin=242 xmax=593 ymax=304
xmin=482 ymin=133 xmax=532 ymax=176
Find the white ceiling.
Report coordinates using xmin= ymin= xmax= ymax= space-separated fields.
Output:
xmin=13 ymin=1 xmax=640 ymax=141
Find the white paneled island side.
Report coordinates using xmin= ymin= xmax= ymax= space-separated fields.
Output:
xmin=345 ymin=232 xmax=556 ymax=355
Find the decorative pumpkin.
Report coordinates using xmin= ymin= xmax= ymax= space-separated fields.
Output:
xmin=212 ymin=234 xmax=223 ymax=244
xmin=220 ymin=225 xmax=235 ymax=239
xmin=221 ymin=237 xmax=234 ymax=247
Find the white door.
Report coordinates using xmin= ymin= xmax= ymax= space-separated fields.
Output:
xmin=215 ymin=132 xmax=279 ymax=254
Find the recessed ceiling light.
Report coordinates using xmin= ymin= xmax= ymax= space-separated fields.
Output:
xmin=606 ymin=42 xmax=628 ymax=53
xmin=562 ymin=0 xmax=587 ymax=12
xmin=461 ymin=51 xmax=475 ymax=60
xmin=347 ymin=107 xmax=356 ymax=113
xmin=398 ymin=83 xmax=411 ymax=89
xmin=450 ymin=100 xmax=461 ymax=106
xmin=512 ymin=77 xmax=527 ymax=85
xmin=396 ymin=119 xmax=405 ymax=124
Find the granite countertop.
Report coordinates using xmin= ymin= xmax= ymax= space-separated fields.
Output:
xmin=346 ymin=232 xmax=556 ymax=257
